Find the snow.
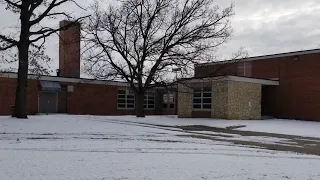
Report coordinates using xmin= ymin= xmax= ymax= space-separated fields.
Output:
xmin=1 ymin=115 xmax=320 ymax=180
xmin=2 ymin=150 xmax=320 ymax=180
xmin=184 ymin=131 xmax=295 ymax=145
xmin=97 ymin=115 xmax=320 ymax=138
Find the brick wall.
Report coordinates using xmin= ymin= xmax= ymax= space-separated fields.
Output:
xmin=27 ymin=80 xmax=39 ymax=115
xmin=0 ymin=77 xmax=165 ymax=116
xmin=177 ymin=80 xmax=261 ymax=120
xmin=59 ymin=82 xmax=161 ymax=116
xmin=0 ymin=77 xmax=17 ymax=115
xmin=195 ymin=63 xmax=238 ymax=78
xmin=252 ymin=59 xmax=279 ymax=78
xmin=192 ymin=111 xmax=211 ymax=118
xmin=227 ymin=81 xmax=261 ymax=120
xmin=177 ymin=84 xmax=193 ymax=118
xmin=195 ymin=52 xmax=320 ymax=120
xmin=278 ymin=54 xmax=320 ymax=120
xmin=64 ymin=83 xmax=118 ymax=115
xmin=211 ymin=80 xmax=228 ymax=119
xmin=0 ymin=77 xmax=39 ymax=115
xmin=59 ymin=20 xmax=81 ymax=78
xmin=251 ymin=54 xmax=320 ymax=120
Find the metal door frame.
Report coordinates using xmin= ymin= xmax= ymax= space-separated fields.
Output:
xmin=38 ymin=92 xmax=58 ymax=113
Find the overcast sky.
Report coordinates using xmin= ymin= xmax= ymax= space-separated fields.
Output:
xmin=1 ymin=0 xmax=320 ymax=74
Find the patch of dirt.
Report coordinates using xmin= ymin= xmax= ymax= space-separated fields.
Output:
xmin=225 ymin=125 xmax=247 ymax=130
xmin=176 ymin=125 xmax=320 ymax=156
xmin=26 ymin=137 xmax=62 ymax=140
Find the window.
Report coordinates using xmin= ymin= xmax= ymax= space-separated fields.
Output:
xmin=193 ymin=87 xmax=212 ymax=110
xmin=163 ymin=92 xmax=175 ymax=109
xmin=118 ymin=89 xmax=135 ymax=109
xmin=144 ymin=91 xmax=155 ymax=109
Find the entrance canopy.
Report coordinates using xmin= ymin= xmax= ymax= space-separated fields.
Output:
xmin=177 ymin=76 xmax=279 ymax=120
xmin=40 ymin=81 xmax=61 ymax=92
xmin=184 ymin=76 xmax=279 ymax=86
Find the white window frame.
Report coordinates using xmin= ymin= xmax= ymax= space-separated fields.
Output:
xmin=163 ymin=92 xmax=175 ymax=109
xmin=144 ymin=91 xmax=155 ymax=109
xmin=117 ymin=88 xmax=135 ymax=109
xmin=193 ymin=87 xmax=212 ymax=110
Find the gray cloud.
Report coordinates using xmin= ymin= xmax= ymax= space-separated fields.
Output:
xmin=218 ymin=0 xmax=320 ymax=58
xmin=1 ymin=0 xmax=320 ymax=73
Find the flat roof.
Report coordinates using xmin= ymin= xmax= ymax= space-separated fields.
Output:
xmin=0 ymin=72 xmax=130 ymax=87
xmin=226 ymin=76 xmax=279 ymax=86
xmin=185 ymin=76 xmax=279 ymax=86
xmin=196 ymin=48 xmax=320 ymax=67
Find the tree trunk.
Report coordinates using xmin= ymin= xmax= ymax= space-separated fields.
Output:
xmin=12 ymin=7 xmax=30 ymax=119
xmin=135 ymin=92 xmax=145 ymax=117
xmin=12 ymin=43 xmax=29 ymax=118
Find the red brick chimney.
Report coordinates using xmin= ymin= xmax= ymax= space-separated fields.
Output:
xmin=59 ymin=20 xmax=81 ymax=78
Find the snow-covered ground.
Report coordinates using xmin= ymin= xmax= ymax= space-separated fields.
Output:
xmin=100 ymin=115 xmax=320 ymax=138
xmin=1 ymin=115 xmax=320 ymax=180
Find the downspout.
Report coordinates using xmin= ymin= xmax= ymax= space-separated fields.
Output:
xmin=65 ymin=86 xmax=68 ymax=114
xmin=245 ymin=61 xmax=247 ymax=76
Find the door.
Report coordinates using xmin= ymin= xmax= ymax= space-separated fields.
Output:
xmin=39 ymin=92 xmax=58 ymax=113
xmin=261 ymin=85 xmax=277 ymax=117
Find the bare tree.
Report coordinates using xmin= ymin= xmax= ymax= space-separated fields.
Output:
xmin=1 ymin=45 xmax=53 ymax=75
xmin=84 ymin=0 xmax=235 ymax=117
xmin=0 ymin=0 xmax=87 ymax=118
